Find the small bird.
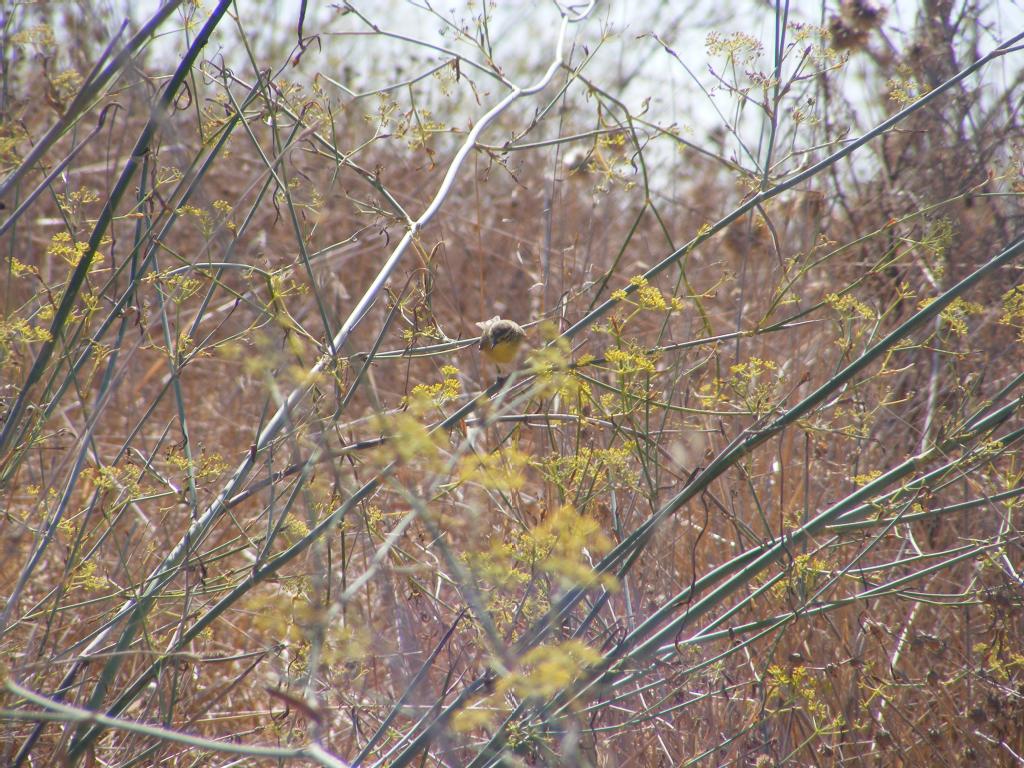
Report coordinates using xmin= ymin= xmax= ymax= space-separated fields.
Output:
xmin=476 ymin=316 xmax=526 ymax=366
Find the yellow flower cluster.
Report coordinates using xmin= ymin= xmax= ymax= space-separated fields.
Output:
xmin=409 ymin=364 xmax=462 ymax=406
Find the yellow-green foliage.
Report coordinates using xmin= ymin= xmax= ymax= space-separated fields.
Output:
xmin=769 ymin=553 xmax=833 ymax=601
xmin=519 ymin=505 xmax=618 ymax=591
xmin=538 ymin=443 xmax=639 ymax=497
xmin=697 ymin=357 xmax=781 ymax=415
xmin=918 ymin=295 xmax=985 ymax=336
xmin=248 ymin=587 xmax=369 ymax=674
xmin=766 ymin=664 xmax=843 ymax=733
xmin=452 ymin=640 xmax=603 ymax=733
xmin=825 ymin=291 xmax=876 ymax=321
xmin=467 ymin=504 xmax=617 ymax=593
xmin=3 ymin=5 xmax=1022 ymax=765
xmin=528 ymin=326 xmax=580 ymax=398
xmin=1000 ymin=285 xmax=1024 ymax=340
xmin=611 ymin=275 xmax=685 ymax=314
xmin=410 ymin=364 xmax=462 ymax=407
xmin=886 ymin=63 xmax=931 ymax=105
xmin=459 ymin=446 xmax=531 ymax=493
xmin=497 ymin=640 xmax=603 ymax=699
xmin=369 ymin=395 xmax=448 ymax=467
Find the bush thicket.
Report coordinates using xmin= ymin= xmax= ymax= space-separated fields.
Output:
xmin=2 ymin=1 xmax=1024 ymax=766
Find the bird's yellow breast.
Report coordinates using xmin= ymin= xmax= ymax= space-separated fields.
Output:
xmin=482 ymin=338 xmax=522 ymax=364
